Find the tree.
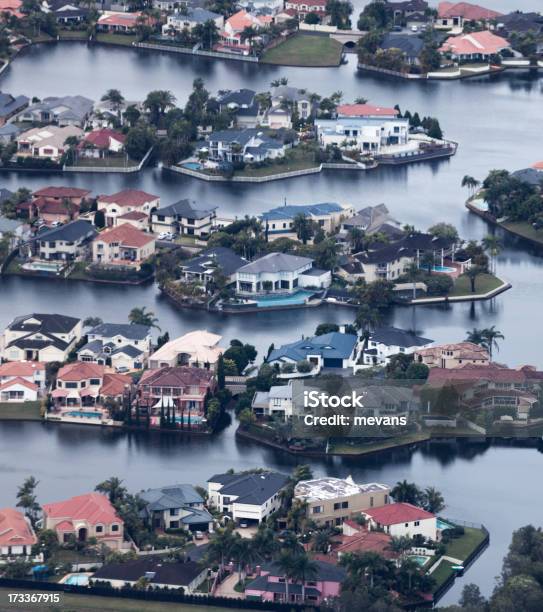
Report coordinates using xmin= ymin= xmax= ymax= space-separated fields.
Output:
xmin=460 ymin=583 xmax=487 ymax=609
xmin=348 ymin=226 xmax=366 ymax=253
xmin=217 ymin=353 xmax=226 ymax=390
xmin=292 ymin=213 xmax=314 ymax=245
xmin=463 ymin=265 xmax=485 ymax=293
xmin=83 ymin=316 xmax=103 ymax=328
xmin=125 ymin=125 xmax=155 ymax=160
xmin=206 ymin=525 xmax=236 ymax=573
xmin=390 ymin=480 xmax=422 ymax=505
xmin=95 ymin=476 xmax=127 ymax=505
xmin=482 ymin=325 xmax=504 ymax=360
xmin=482 ymin=234 xmax=501 ymax=274
xmin=388 ymin=535 xmax=413 ymax=559
xmin=465 ymin=327 xmax=487 ymax=347
xmin=422 ymin=486 xmax=445 ymax=513
xmin=461 ymin=174 xmax=480 ymax=196
xmin=290 ymin=553 xmax=318 ymax=601
xmin=94 ymin=209 xmax=106 ymax=229
xmin=276 ymin=550 xmax=297 ymax=602
xmin=304 ymin=12 xmax=320 ymax=24
xmin=428 ymin=222 xmax=459 ymax=242
xmin=315 ymin=323 xmax=340 ymax=336
xmin=101 ymin=89 xmax=125 ymax=118
xmin=193 ymin=19 xmax=219 ymax=50
xmin=124 ymin=104 xmax=141 ymax=127
xmin=16 ymin=476 xmax=41 ymax=527
xmin=144 ymin=90 xmax=176 ymax=126
xmin=128 ymin=306 xmax=160 ymax=329
xmin=312 ymin=529 xmax=333 ymax=553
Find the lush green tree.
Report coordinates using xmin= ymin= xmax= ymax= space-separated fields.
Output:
xmin=422 ymin=486 xmax=445 ymax=513
xmin=193 ymin=19 xmax=219 ymax=50
xmin=101 ymin=89 xmax=125 ymax=117
xmin=304 ymin=12 xmax=320 ymax=24
xmin=463 ymin=265 xmax=486 ymax=293
xmin=128 ymin=306 xmax=160 ymax=329
xmin=83 ymin=316 xmax=103 ymax=328
xmin=390 ymin=480 xmax=422 ymax=505
xmin=428 ymin=222 xmax=459 ymax=242
xmin=144 ymin=90 xmax=177 ymax=126
xmin=292 ymin=213 xmax=314 ymax=245
xmin=125 ymin=126 xmax=156 ymax=160
xmin=95 ymin=476 xmax=127 ymax=505
xmin=16 ymin=476 xmax=41 ymax=527
xmin=315 ymin=323 xmax=340 ymax=336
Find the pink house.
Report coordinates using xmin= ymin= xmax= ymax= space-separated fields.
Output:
xmin=245 ymin=559 xmax=345 ymax=605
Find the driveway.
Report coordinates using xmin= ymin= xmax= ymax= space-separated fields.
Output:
xmin=214 ymin=572 xmax=243 ymax=599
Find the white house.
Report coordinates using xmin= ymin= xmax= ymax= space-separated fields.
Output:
xmin=1 ymin=313 xmax=82 ymax=363
xmin=16 ymin=125 xmax=83 ymax=161
xmin=97 ymin=189 xmax=159 ymax=227
xmin=363 ymin=502 xmax=437 ymax=540
xmin=0 ymin=361 xmax=46 ymax=389
xmin=207 ymin=471 xmax=289 ymax=524
xmin=148 ymin=330 xmax=223 ymax=370
xmin=363 ymin=327 xmax=434 ymax=367
xmin=0 ymin=378 xmax=39 ymax=403
xmin=235 ymin=252 xmax=331 ymax=296
xmin=251 ymin=382 xmax=293 ymax=420
xmin=162 ymin=8 xmax=224 ymax=35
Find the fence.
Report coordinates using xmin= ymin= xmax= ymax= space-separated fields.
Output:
xmin=64 ymin=146 xmax=153 ymax=174
xmin=0 ymin=578 xmax=312 ymax=610
xmin=135 ymin=41 xmax=259 ymax=63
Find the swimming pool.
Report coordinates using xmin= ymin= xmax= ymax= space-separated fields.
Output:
xmin=64 ymin=411 xmax=102 ymax=420
xmin=22 ymin=261 xmax=64 ymax=273
xmin=432 ymin=265 xmax=456 ymax=273
xmin=182 ymin=162 xmax=202 ymax=170
xmin=63 ymin=573 xmax=90 ymax=586
xmin=409 ymin=555 xmax=430 ymax=567
xmin=255 ymin=290 xmax=315 ymax=308
xmin=437 ymin=518 xmax=455 ymax=531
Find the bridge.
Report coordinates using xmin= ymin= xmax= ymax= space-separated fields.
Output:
xmin=329 ymin=30 xmax=365 ymax=48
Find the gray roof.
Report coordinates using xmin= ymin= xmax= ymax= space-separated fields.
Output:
xmin=0 ymin=123 xmax=22 ymax=137
xmin=89 ymin=322 xmax=151 ymax=340
xmin=181 ymin=246 xmax=247 ymax=277
xmin=9 ymin=313 xmax=80 ymax=334
xmin=369 ymin=326 xmax=433 ymax=348
xmin=92 ymin=559 xmax=204 ymax=587
xmin=237 ymin=252 xmax=313 ymax=275
xmin=261 ymin=202 xmax=344 ymax=222
xmin=260 ymin=559 xmax=346 ymax=582
xmin=33 ymin=220 xmax=97 ymax=243
xmin=0 ymin=92 xmax=29 ymax=118
xmin=268 ymin=332 xmax=358 ymax=363
xmin=381 ymin=33 xmax=425 ymax=59
xmin=217 ymin=88 xmax=256 ymax=108
xmin=512 ymin=167 xmax=543 ymax=187
xmin=155 ymin=199 xmax=216 ymax=220
xmin=208 ymin=471 xmax=289 ymax=505
xmin=140 ymin=484 xmax=205 ymax=510
xmin=170 ymin=7 xmax=222 ymax=23
xmin=23 ymin=95 xmax=93 ymax=122
xmin=271 ymin=85 xmax=311 ymax=103
xmin=112 ymin=344 xmax=143 ymax=358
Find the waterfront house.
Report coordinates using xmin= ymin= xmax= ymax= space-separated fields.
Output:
xmin=207 ymin=471 xmax=288 ymax=524
xmin=1 ymin=313 xmax=82 ymax=363
xmin=414 ymin=342 xmax=490 ymax=369
xmin=245 ymin=559 xmax=345 ymax=605
xmin=77 ymin=128 xmax=125 ymax=159
xmin=0 ymin=90 xmax=29 ymax=126
xmin=41 ymin=0 xmax=89 ymax=24
xmin=235 ymin=253 xmax=331 ymax=297
xmin=497 ymin=12 xmax=543 ymax=51
xmin=260 ymin=202 xmax=354 ymax=241
xmin=0 ymin=361 xmax=46 ymax=389
xmin=97 ymin=11 xmax=144 ymax=33
xmin=270 ymin=85 xmax=314 ymax=121
xmin=251 ymin=382 xmax=293 ymax=420
xmin=0 ymin=0 xmax=23 ymax=18
xmin=363 ymin=502 xmax=437 ymax=540
xmin=324 ymin=518 xmax=397 ymax=562
xmin=267 ymin=332 xmax=359 ymax=373
xmin=220 ymin=10 xmax=270 ymax=52
xmin=382 ymin=0 xmax=429 ymax=20
xmin=205 ymin=128 xmax=290 ymax=164
xmin=180 ymin=247 xmax=247 ymax=286
xmin=91 ymin=558 xmax=207 ymax=592
xmin=217 ymin=88 xmax=260 ymax=127
xmin=439 ymin=30 xmax=511 ymax=61
xmin=137 ymin=366 xmax=216 ymax=425
xmin=97 ymin=189 xmax=159 ymax=227
xmin=0 ymin=215 xmax=28 ymax=248
xmin=150 ymin=199 xmax=217 ymax=237
xmin=0 ymin=123 xmax=22 ymax=144
xmin=363 ymin=326 xmax=434 ymax=367
xmin=162 ymin=7 xmax=224 ymax=36
xmin=17 ymin=95 xmax=93 ymax=127
xmin=379 ymin=33 xmax=425 ymax=66
xmin=435 ymin=1 xmax=502 ymax=30
xmin=140 ymin=484 xmax=213 ymax=532
xmin=0 ymin=377 xmax=39 ymax=403
xmin=78 ymin=322 xmax=152 ymax=370
xmin=17 ymin=185 xmax=90 ymax=222
xmin=27 ymin=220 xmax=97 ymax=262
xmin=51 ymin=362 xmax=131 ymax=409
xmin=42 ymin=492 xmax=125 ymax=549
xmin=91 ymin=224 xmax=156 ymax=269
xmin=284 ymin=0 xmax=327 ymax=21
xmin=0 ymin=508 xmax=38 ymax=559
xmin=114 ymin=210 xmax=149 ymax=231
xmin=16 ymin=125 xmax=83 ymax=162
xmin=340 ymin=204 xmax=403 ymax=241
xmin=294 ymin=477 xmax=390 ymax=527
xmin=316 ymin=108 xmax=409 ymax=154
xmin=148 ymin=330 xmax=223 ymax=370
xmin=33 ymin=186 xmax=90 ymax=207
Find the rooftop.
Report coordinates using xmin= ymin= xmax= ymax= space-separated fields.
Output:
xmin=439 ymin=30 xmax=510 ymax=55
xmin=438 ymin=1 xmax=502 ymax=20
xmin=237 ymin=252 xmax=313 ymax=275
xmin=33 ymin=220 xmax=97 ymax=244
xmin=208 ymin=471 xmax=289 ymax=505
xmin=94 ymin=224 xmax=154 ymax=248
xmin=8 ymin=313 xmax=80 ymax=335
xmin=268 ymin=332 xmax=358 ymax=363
xmin=369 ymin=326 xmax=433 ymax=348
xmin=43 ymin=492 xmax=122 ymax=527
xmin=295 ymin=477 xmax=389 ymax=503
xmin=98 ymin=189 xmax=159 ymax=208
xmin=0 ymin=508 xmax=37 ymax=548
xmin=364 ymin=502 xmax=435 ymax=525
xmin=155 ymin=198 xmax=217 ymax=220
xmin=260 ymin=202 xmax=345 ymax=222
xmin=337 ymin=104 xmax=399 ymax=118
xmin=149 ymin=330 xmax=223 ymax=365
xmin=92 ymin=558 xmax=203 ymax=587
xmin=88 ymin=322 xmax=151 ymax=341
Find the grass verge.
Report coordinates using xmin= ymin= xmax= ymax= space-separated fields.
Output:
xmin=261 ymin=34 xmax=343 ymax=67
xmin=449 ymin=273 xmax=504 ymax=297
xmin=0 ymin=401 xmax=41 ymax=420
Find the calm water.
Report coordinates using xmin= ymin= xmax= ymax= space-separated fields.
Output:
xmin=1 ymin=27 xmax=543 ymax=603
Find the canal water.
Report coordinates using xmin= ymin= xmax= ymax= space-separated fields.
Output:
xmin=1 ymin=36 xmax=543 ymax=604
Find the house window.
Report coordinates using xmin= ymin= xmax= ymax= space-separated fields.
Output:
xmin=111 ymin=524 xmax=119 ymax=532
xmin=341 ymin=501 xmax=348 ymax=509
xmin=65 ymin=382 xmax=77 ymax=389
xmin=414 ymin=521 xmax=420 ymax=526
xmin=96 ymin=525 xmax=104 ymax=533
xmin=170 ymin=508 xmax=179 ymax=516
xmin=312 ymin=506 xmax=322 ymax=514
xmin=333 ymin=502 xmax=341 ymax=510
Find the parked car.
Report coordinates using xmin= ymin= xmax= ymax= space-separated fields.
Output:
xmin=158 ymin=231 xmax=174 ymax=241
xmin=195 ymin=531 xmax=204 ymax=540
xmin=411 ymin=25 xmax=418 ymax=32
xmin=115 ymin=366 xmax=129 ymax=373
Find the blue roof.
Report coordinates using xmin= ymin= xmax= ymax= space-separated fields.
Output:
xmin=261 ymin=202 xmax=344 ymax=222
xmin=268 ymin=332 xmax=358 ymax=363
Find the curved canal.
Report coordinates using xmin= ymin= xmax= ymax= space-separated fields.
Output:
xmin=1 ymin=39 xmax=543 ymax=604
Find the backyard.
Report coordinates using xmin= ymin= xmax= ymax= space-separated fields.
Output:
xmin=0 ymin=401 xmax=41 ymax=420
xmin=449 ymin=272 xmax=505 ymax=297
xmin=262 ymin=34 xmax=343 ymax=67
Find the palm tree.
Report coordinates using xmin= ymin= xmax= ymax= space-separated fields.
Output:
xmin=128 ymin=306 xmax=160 ymax=330
xmin=423 ymin=486 xmax=445 ymax=513
xmin=390 ymin=480 xmax=421 ymax=505
xmin=206 ymin=526 xmax=236 ymax=573
xmin=252 ymin=525 xmax=279 ymax=560
xmin=481 ymin=234 xmax=501 ymax=274
xmin=276 ymin=550 xmax=297 ymax=603
xmin=465 ymin=327 xmax=486 ymax=347
xmin=101 ymin=89 xmax=125 ymax=119
xmin=355 ymin=303 xmax=381 ymax=338
xmin=290 ymin=553 xmax=318 ymax=602
xmin=347 ymin=226 xmax=365 ymax=253
xmin=144 ymin=90 xmax=176 ymax=126
xmin=482 ymin=325 xmax=504 ymax=360
xmin=312 ymin=529 xmax=333 ymax=553
xmin=463 ymin=265 xmax=485 ymax=293
xmin=231 ymin=535 xmax=255 ymax=585
xmin=354 ymin=96 xmax=368 ymax=104
xmin=95 ymin=476 xmax=127 ymax=505
xmin=240 ymin=26 xmax=258 ymax=53
xmin=292 ymin=213 xmax=313 ymax=245
xmin=461 ymin=175 xmax=480 ymax=196
xmin=420 ymin=251 xmax=435 ymax=275
xmin=388 ymin=535 xmax=413 ymax=560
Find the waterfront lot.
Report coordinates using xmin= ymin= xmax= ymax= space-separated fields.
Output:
xmin=0 ymin=401 xmax=41 ymax=420
xmin=449 ymin=273 xmax=504 ymax=297
xmin=262 ymin=34 xmax=343 ymax=67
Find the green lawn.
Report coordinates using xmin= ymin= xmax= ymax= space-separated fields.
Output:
xmin=445 ymin=526 xmax=488 ymax=560
xmin=236 ymin=148 xmax=320 ymax=177
xmin=262 ymin=34 xmax=343 ymax=67
xmin=501 ymin=221 xmax=543 ymax=246
xmin=95 ymin=33 xmax=138 ymax=46
xmin=430 ymin=559 xmax=456 ymax=591
xmin=0 ymin=401 xmax=42 ymax=420
xmin=328 ymin=432 xmax=430 ymax=455
xmin=71 ymin=156 xmax=140 ymax=168
xmin=58 ymin=30 xmax=89 ymax=40
xmin=0 ymin=588 xmax=252 ymax=612
xmin=449 ymin=273 xmax=505 ymax=297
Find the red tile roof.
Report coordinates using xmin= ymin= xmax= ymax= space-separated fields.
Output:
xmin=285 ymin=0 xmax=327 ymax=9
xmin=439 ymin=30 xmax=509 ymax=56
xmin=25 ymin=197 xmax=80 ymax=216
xmin=82 ymin=129 xmax=125 ymax=149
xmin=438 ymin=2 xmax=502 ymax=20
xmin=98 ymin=189 xmax=159 ymax=208
xmin=0 ymin=377 xmax=38 ymax=392
xmin=117 ymin=211 xmax=149 ymax=220
xmin=332 ymin=528 xmax=397 ymax=559
xmin=532 ymin=161 xmax=543 ymax=170
xmin=0 ymin=361 xmax=45 ymax=377
xmin=0 ymin=508 xmax=37 ymax=548
xmin=43 ymin=493 xmax=122 ymax=527
xmin=101 ymin=373 xmax=132 ymax=397
xmin=57 ymin=362 xmax=104 ymax=382
xmin=364 ymin=502 xmax=435 ymax=525
xmin=95 ymin=224 xmax=155 ymax=248
xmin=140 ymin=366 xmax=214 ymax=389
xmin=337 ymin=104 xmax=399 ymax=117
xmin=34 ymin=186 xmax=91 ymax=199
xmin=427 ymin=363 xmax=532 ymax=385
xmin=98 ymin=12 xmax=141 ymax=27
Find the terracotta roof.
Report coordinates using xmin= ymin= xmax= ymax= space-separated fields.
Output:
xmin=332 ymin=528 xmax=397 ymax=559
xmin=98 ymin=189 xmax=159 ymax=208
xmin=95 ymin=224 xmax=154 ymax=248
xmin=0 ymin=377 xmax=38 ymax=392
xmin=427 ymin=363 xmax=533 ymax=385
xmin=439 ymin=30 xmax=509 ymax=55
xmin=26 ymin=197 xmax=80 ymax=216
xmin=57 ymin=362 xmax=104 ymax=382
xmin=101 ymin=373 xmax=132 ymax=397
xmin=438 ymin=2 xmax=502 ymax=20
xmin=364 ymin=502 xmax=435 ymax=525
xmin=140 ymin=366 xmax=214 ymax=389
xmin=33 ymin=186 xmax=90 ymax=199
xmin=416 ymin=342 xmax=489 ymax=362
xmin=43 ymin=492 xmax=122 ymax=527
xmin=0 ymin=361 xmax=45 ymax=377
xmin=337 ymin=104 xmax=399 ymax=117
xmin=117 ymin=211 xmax=148 ymax=221
xmin=0 ymin=508 xmax=37 ymax=547
xmin=98 ymin=11 xmax=141 ymax=27
xmin=531 ymin=161 xmax=543 ymax=170
xmin=82 ymin=128 xmax=125 ymax=149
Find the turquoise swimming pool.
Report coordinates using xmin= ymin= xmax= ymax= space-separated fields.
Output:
xmin=64 ymin=574 xmax=89 ymax=585
xmin=437 ymin=518 xmax=455 ymax=531
xmin=432 ymin=265 xmax=456 ymax=273
xmin=64 ymin=411 xmax=102 ymax=419
xmin=409 ymin=554 xmax=430 ymax=567
xmin=255 ymin=290 xmax=315 ymax=308
xmin=182 ymin=162 xmax=202 ymax=170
